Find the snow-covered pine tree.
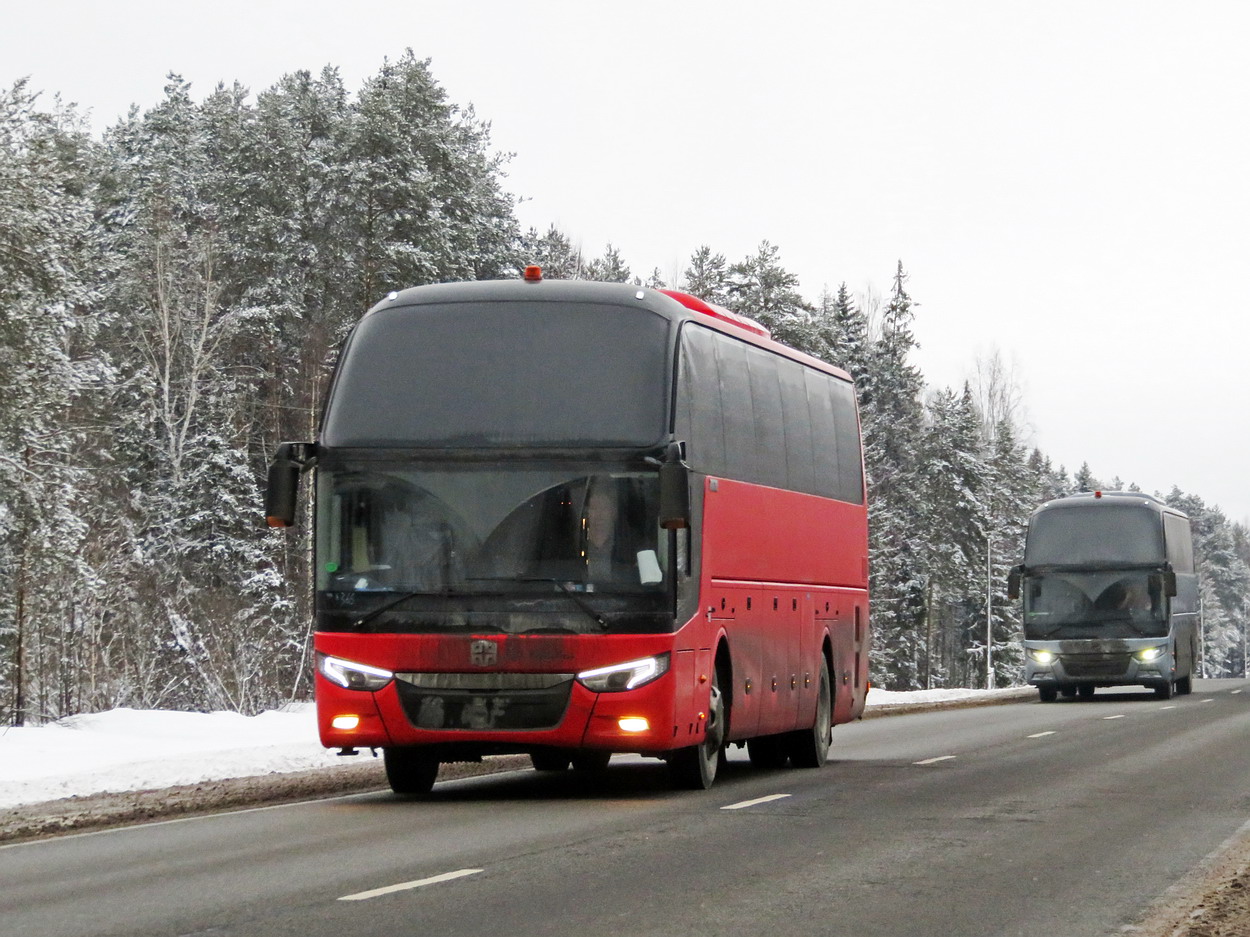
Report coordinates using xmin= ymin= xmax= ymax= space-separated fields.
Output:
xmin=582 ymin=243 xmax=633 ymax=283
xmin=0 ymin=81 xmax=101 ymax=724
xmin=681 ymin=246 xmax=732 ymax=307
xmin=518 ymin=225 xmax=582 ymax=279
xmin=918 ymin=385 xmax=987 ymax=688
xmin=725 ymin=241 xmax=813 ymax=350
xmin=862 ymin=261 xmax=927 ymax=689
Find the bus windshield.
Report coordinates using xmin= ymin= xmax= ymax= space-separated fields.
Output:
xmin=1022 ymin=570 xmax=1167 ymax=639
xmin=315 ymin=463 xmax=674 ymax=634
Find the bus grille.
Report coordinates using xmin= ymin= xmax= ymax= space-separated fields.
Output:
xmin=394 ymin=672 xmax=574 ymax=731
xmin=1062 ymin=655 xmax=1131 ymax=678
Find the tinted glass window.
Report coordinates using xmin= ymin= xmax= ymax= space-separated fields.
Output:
xmin=1163 ymin=513 xmax=1195 ymax=573
xmin=745 ymin=345 xmax=786 ymax=488
xmin=1025 ymin=505 xmax=1165 ymax=566
xmin=322 ymin=301 xmax=670 ymax=447
xmin=676 ymin=326 xmax=726 ymax=475
xmin=805 ymin=369 xmax=839 ymax=499
xmin=777 ymin=357 xmax=816 ymax=493
xmin=675 ymin=323 xmax=862 ymax=504
xmin=715 ymin=337 xmax=755 ymax=481
xmin=830 ymin=378 xmax=865 ymax=502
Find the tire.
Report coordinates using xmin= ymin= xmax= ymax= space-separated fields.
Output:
xmin=1059 ymin=685 xmax=1077 ymax=699
xmin=788 ymin=657 xmax=833 ymax=768
xmin=1154 ymin=680 xmax=1175 ymax=700
xmin=530 ymin=752 xmax=571 ymax=772
xmin=1176 ymin=675 xmax=1193 ymax=695
xmin=747 ymin=735 xmax=790 ymax=769
xmin=571 ymin=751 xmax=612 ymax=773
xmin=1038 ymin=686 xmax=1058 ymax=702
xmin=1078 ymin=685 xmax=1096 ymax=699
xmin=669 ymin=667 xmax=726 ymax=790
xmin=383 ymin=747 xmax=440 ymax=795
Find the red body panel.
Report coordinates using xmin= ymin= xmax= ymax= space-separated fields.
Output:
xmin=700 ymin=476 xmax=870 ymax=737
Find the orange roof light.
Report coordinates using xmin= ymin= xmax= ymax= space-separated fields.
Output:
xmin=523 ymin=265 xmax=543 ymax=282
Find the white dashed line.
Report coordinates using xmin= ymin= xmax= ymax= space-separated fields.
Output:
xmin=914 ymin=755 xmax=957 ymax=765
xmin=1027 ymin=731 xmax=1056 ymax=738
xmin=1103 ymin=714 xmax=1126 ymax=720
xmin=1159 ymin=705 xmax=1178 ymax=710
xmin=1201 ymin=698 xmax=1215 ymax=703
xmin=339 ymin=868 xmax=483 ymax=901
xmin=1231 ymin=690 xmax=1243 ymax=695
xmin=722 ymin=793 xmax=792 ymax=810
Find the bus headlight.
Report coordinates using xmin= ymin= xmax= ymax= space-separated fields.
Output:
xmin=577 ymin=654 xmax=670 ymax=692
xmin=318 ymin=653 xmax=394 ymax=691
xmin=1135 ymin=646 xmax=1167 ymax=663
xmin=1028 ymin=649 xmax=1057 ymax=665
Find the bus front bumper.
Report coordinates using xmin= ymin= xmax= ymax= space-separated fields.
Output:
xmin=315 ymin=669 xmax=695 ymax=757
xmin=1023 ymin=642 xmax=1173 ymax=689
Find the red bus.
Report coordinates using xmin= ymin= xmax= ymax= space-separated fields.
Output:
xmin=266 ymin=271 xmax=869 ymax=793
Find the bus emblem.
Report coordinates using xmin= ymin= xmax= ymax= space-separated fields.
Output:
xmin=470 ymin=640 xmax=498 ymax=667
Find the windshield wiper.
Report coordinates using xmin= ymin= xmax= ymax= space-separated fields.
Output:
xmin=351 ymin=591 xmax=442 ymax=630
xmin=466 ymin=576 xmax=608 ymax=631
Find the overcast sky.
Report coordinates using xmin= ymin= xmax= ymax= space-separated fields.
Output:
xmin=6 ymin=1 xmax=1249 ymax=522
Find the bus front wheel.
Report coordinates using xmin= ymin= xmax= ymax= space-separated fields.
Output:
xmin=1038 ymin=686 xmax=1058 ymax=702
xmin=383 ymin=747 xmax=440 ymax=795
xmin=787 ymin=657 xmax=832 ymax=768
xmin=669 ymin=669 xmax=726 ymax=790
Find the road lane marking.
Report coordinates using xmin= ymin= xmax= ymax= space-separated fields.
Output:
xmin=914 ymin=755 xmax=956 ymax=765
xmin=1027 ymin=731 xmax=1056 ymax=738
xmin=1201 ymin=698 xmax=1215 ymax=703
xmin=722 ymin=793 xmax=792 ymax=810
xmin=1160 ymin=705 xmax=1178 ymax=710
xmin=1103 ymin=715 xmax=1126 ymax=720
xmin=339 ymin=868 xmax=483 ymax=901
xmin=1232 ymin=690 xmax=1243 ymax=695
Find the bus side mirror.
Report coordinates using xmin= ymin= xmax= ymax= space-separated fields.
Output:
xmin=265 ymin=442 xmax=314 ymax=528
xmin=659 ymin=442 xmax=690 ymax=531
xmin=1007 ymin=565 xmax=1023 ymax=601
xmin=1154 ymin=571 xmax=1177 ymax=597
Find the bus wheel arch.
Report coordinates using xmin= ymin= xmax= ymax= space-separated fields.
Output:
xmin=668 ymin=643 xmax=730 ymax=790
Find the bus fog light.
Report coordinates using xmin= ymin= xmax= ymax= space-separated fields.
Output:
xmin=1028 ymin=649 xmax=1056 ymax=665
xmin=331 ymin=714 xmax=361 ymax=730
xmin=1136 ymin=646 xmax=1166 ymax=662
xmin=618 ymin=717 xmax=650 ymax=733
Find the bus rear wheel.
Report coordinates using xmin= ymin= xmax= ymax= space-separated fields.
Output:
xmin=383 ymin=747 xmax=440 ymax=795
xmin=787 ymin=657 xmax=832 ymax=768
xmin=669 ymin=669 xmax=726 ymax=790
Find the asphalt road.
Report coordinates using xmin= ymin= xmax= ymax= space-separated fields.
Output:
xmin=5 ymin=679 xmax=1250 ymax=937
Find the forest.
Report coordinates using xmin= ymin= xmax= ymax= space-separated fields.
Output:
xmin=2 ymin=54 xmax=1248 ymax=725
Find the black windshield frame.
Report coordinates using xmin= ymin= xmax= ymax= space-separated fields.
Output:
xmin=313 ymin=456 xmax=680 ymax=635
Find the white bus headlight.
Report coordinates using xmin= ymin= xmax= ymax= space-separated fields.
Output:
xmin=1028 ymin=649 xmax=1057 ymax=665
xmin=318 ymin=654 xmax=394 ymax=691
xmin=1135 ymin=646 xmax=1167 ymax=663
xmin=577 ymin=654 xmax=670 ymax=692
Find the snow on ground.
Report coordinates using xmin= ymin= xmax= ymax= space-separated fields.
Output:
xmin=0 ymin=688 xmax=1025 ymax=809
